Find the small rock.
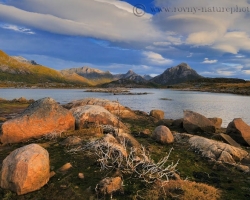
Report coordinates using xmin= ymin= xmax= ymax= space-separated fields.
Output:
xmin=60 ymin=185 xmax=67 ymax=189
xmin=0 ymin=117 xmax=7 ymax=122
xmin=61 ymin=136 xmax=82 ymax=146
xmin=58 ymin=163 xmax=72 ymax=172
xmin=156 ymin=119 xmax=173 ymax=127
xmin=150 ymin=110 xmax=164 ymax=120
xmin=209 ymin=118 xmax=222 ymax=129
xmin=236 ymin=165 xmax=250 ymax=173
xmin=96 ymin=177 xmax=123 ymax=195
xmin=139 ymin=129 xmax=151 ymax=137
xmin=50 ymin=171 xmax=56 ymax=178
xmin=78 ymin=173 xmax=84 ymax=179
xmin=172 ymin=118 xmax=183 ymax=128
xmin=152 ymin=125 xmax=174 ymax=144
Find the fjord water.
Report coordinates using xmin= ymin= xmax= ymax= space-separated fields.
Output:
xmin=1 ymin=88 xmax=249 ymax=127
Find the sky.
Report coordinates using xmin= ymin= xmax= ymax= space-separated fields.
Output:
xmin=0 ymin=0 xmax=250 ymax=79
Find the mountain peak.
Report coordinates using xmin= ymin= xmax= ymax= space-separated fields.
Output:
xmin=151 ymin=63 xmax=202 ymax=85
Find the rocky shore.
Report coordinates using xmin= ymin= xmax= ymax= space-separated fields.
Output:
xmin=0 ymin=97 xmax=250 ymax=199
xmin=85 ymin=88 xmax=151 ymax=95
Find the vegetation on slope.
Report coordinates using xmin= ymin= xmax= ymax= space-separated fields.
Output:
xmin=0 ymin=50 xmax=90 ymax=87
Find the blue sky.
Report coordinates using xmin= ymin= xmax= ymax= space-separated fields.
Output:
xmin=0 ymin=0 xmax=250 ymax=79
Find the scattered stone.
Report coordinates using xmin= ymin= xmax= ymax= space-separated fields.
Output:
xmin=218 ymin=133 xmax=241 ymax=148
xmin=226 ymin=118 xmax=250 ymax=146
xmin=17 ymin=97 xmax=27 ymax=103
xmin=60 ymin=185 xmax=67 ymax=189
xmin=0 ymin=144 xmax=50 ymax=195
xmin=63 ymin=98 xmax=136 ymax=118
xmin=0 ymin=97 xmax=75 ymax=145
xmin=150 ymin=110 xmax=164 ymax=120
xmin=58 ymin=163 xmax=73 ymax=172
xmin=139 ymin=129 xmax=151 ymax=137
xmin=0 ymin=117 xmax=7 ymax=122
xmin=183 ymin=110 xmax=216 ymax=134
xmin=70 ymin=105 xmax=126 ymax=130
xmin=209 ymin=118 xmax=223 ymax=129
xmin=160 ymin=98 xmax=172 ymax=101
xmin=236 ymin=165 xmax=250 ymax=173
xmin=50 ymin=171 xmax=56 ymax=178
xmin=61 ymin=136 xmax=82 ymax=146
xmin=156 ymin=119 xmax=173 ymax=127
xmin=96 ymin=177 xmax=123 ymax=195
xmin=172 ymin=118 xmax=183 ymax=128
xmin=189 ymin=135 xmax=248 ymax=164
xmin=78 ymin=173 xmax=84 ymax=179
xmin=152 ymin=125 xmax=174 ymax=144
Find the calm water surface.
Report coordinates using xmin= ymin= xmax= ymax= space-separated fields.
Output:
xmin=0 ymin=88 xmax=249 ymax=127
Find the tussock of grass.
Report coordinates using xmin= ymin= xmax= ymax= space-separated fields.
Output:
xmin=140 ymin=180 xmax=221 ymax=200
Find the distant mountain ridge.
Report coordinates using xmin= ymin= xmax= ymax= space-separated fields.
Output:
xmin=0 ymin=50 xmax=206 ymax=87
xmin=151 ymin=63 xmax=203 ymax=85
xmin=62 ymin=67 xmax=113 ymax=80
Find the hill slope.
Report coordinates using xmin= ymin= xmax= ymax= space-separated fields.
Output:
xmin=0 ymin=50 xmax=90 ymax=86
xmin=151 ymin=63 xmax=203 ymax=85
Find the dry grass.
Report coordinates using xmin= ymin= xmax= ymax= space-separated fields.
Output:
xmin=139 ymin=180 xmax=221 ymax=200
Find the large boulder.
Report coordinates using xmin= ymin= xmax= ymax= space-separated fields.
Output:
xmin=63 ymin=98 xmax=136 ymax=118
xmin=70 ymin=105 xmax=127 ymax=130
xmin=226 ymin=118 xmax=250 ymax=146
xmin=183 ymin=110 xmax=216 ymax=134
xmin=152 ymin=125 xmax=174 ymax=144
xmin=208 ymin=118 xmax=222 ymax=129
xmin=0 ymin=144 xmax=50 ymax=195
xmin=0 ymin=97 xmax=75 ymax=145
xmin=150 ymin=110 xmax=164 ymax=120
xmin=188 ymin=135 xmax=248 ymax=164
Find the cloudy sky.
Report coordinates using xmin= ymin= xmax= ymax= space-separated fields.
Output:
xmin=0 ymin=0 xmax=250 ymax=79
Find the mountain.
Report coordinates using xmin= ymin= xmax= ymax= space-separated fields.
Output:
xmin=100 ymin=70 xmax=155 ymax=88
xmin=118 ymin=70 xmax=148 ymax=83
xmin=142 ymin=75 xmax=153 ymax=81
xmin=61 ymin=67 xmax=114 ymax=84
xmin=151 ymin=63 xmax=203 ymax=85
xmin=0 ymin=50 xmax=90 ymax=86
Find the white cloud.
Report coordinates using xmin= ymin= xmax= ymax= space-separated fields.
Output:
xmin=202 ymin=58 xmax=218 ymax=64
xmin=213 ymin=32 xmax=250 ymax=54
xmin=0 ymin=0 xmax=164 ymax=43
xmin=153 ymin=0 xmax=250 ymax=53
xmin=235 ymin=54 xmax=245 ymax=58
xmin=187 ymin=53 xmax=193 ymax=58
xmin=0 ymin=23 xmax=35 ymax=34
xmin=243 ymin=70 xmax=250 ymax=75
xmin=142 ymin=51 xmax=173 ymax=65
